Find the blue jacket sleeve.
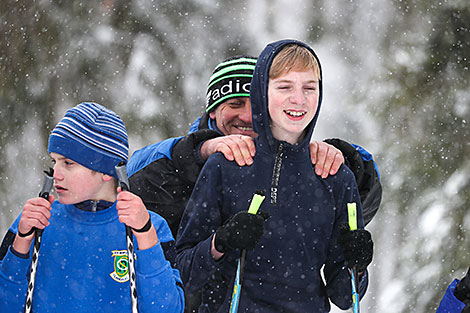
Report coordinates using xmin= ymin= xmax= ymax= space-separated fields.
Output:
xmin=0 ymin=246 xmax=30 ymax=313
xmin=436 ymin=279 xmax=466 ymax=313
xmin=135 ymin=213 xmax=185 ymax=313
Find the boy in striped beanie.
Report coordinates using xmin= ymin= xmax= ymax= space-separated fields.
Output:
xmin=0 ymin=102 xmax=184 ymax=312
xmin=47 ymin=102 xmax=129 ymax=179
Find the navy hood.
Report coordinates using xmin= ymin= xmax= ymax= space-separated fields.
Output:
xmin=250 ymin=39 xmax=323 ymax=153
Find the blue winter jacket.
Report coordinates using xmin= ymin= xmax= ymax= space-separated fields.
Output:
xmin=436 ymin=279 xmax=466 ymax=313
xmin=175 ymin=39 xmax=368 ymax=313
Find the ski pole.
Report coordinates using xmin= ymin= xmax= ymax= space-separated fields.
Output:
xmin=229 ymin=190 xmax=265 ymax=313
xmin=24 ymin=168 xmax=54 ymax=313
xmin=347 ymin=202 xmax=360 ymax=313
xmin=115 ymin=161 xmax=138 ymax=313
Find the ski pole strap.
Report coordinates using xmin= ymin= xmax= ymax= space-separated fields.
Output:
xmin=18 ymin=229 xmax=35 ymax=237
xmin=132 ymin=215 xmax=152 ymax=233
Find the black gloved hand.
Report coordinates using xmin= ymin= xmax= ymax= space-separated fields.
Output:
xmin=455 ymin=267 xmax=470 ymax=304
xmin=214 ymin=211 xmax=268 ymax=253
xmin=337 ymin=223 xmax=373 ymax=272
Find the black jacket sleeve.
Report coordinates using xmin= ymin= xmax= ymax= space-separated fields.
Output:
xmin=0 ymin=230 xmax=15 ymax=260
xmin=324 ymin=138 xmax=383 ymax=226
xmin=171 ymin=129 xmax=222 ymax=182
xmin=129 ymin=129 xmax=221 ymax=237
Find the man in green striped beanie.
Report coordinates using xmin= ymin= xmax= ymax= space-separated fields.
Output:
xmin=205 ymin=56 xmax=256 ymax=113
xmin=203 ymin=55 xmax=258 ymax=144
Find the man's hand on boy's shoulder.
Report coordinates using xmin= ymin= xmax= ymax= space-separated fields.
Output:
xmin=199 ymin=136 xmax=345 ymax=178
xmin=310 ymin=141 xmax=344 ymax=178
xmin=200 ymin=134 xmax=256 ymax=166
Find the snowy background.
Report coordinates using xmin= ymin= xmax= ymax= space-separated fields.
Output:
xmin=1 ymin=0 xmax=469 ymax=312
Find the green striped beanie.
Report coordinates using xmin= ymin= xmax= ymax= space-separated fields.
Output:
xmin=48 ymin=102 xmax=129 ymax=179
xmin=205 ymin=55 xmax=257 ymax=112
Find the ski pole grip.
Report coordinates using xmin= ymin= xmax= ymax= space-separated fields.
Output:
xmin=347 ymin=203 xmax=357 ymax=231
xmin=28 ymin=168 xmax=54 ymax=238
xmin=39 ymin=168 xmax=54 ymax=200
xmin=248 ymin=190 xmax=265 ymax=214
xmin=115 ymin=161 xmax=130 ymax=192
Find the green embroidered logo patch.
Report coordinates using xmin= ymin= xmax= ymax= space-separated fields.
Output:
xmin=110 ymin=250 xmax=129 ymax=283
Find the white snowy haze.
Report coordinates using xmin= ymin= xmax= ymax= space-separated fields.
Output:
xmin=1 ymin=0 xmax=469 ymax=312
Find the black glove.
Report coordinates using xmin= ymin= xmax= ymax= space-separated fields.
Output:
xmin=214 ymin=211 xmax=268 ymax=253
xmin=337 ymin=223 xmax=373 ymax=272
xmin=455 ymin=267 xmax=470 ymax=305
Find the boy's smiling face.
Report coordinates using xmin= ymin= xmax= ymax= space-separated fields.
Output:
xmin=267 ymin=69 xmax=319 ymax=144
xmin=50 ymin=152 xmax=114 ymax=204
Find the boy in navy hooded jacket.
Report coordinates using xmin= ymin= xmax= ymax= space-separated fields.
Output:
xmin=175 ymin=40 xmax=373 ymax=312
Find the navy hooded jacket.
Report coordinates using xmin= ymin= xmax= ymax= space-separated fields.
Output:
xmin=175 ymin=39 xmax=369 ymax=313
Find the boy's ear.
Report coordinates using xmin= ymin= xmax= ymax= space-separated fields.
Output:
xmin=102 ymin=174 xmax=114 ymax=182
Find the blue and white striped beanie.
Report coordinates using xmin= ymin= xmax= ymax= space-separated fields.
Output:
xmin=48 ymin=102 xmax=129 ymax=179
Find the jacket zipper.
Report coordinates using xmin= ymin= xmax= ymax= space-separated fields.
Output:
xmin=270 ymin=142 xmax=284 ymax=204
xmin=91 ymin=200 xmax=98 ymax=212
